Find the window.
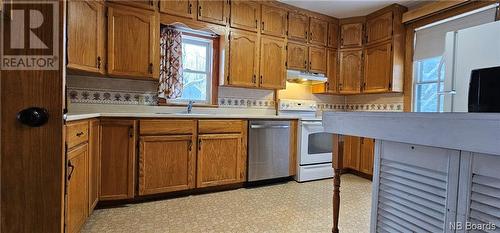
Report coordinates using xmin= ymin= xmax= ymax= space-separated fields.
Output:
xmin=173 ymin=35 xmax=213 ymax=104
xmin=413 ymin=56 xmax=445 ymax=112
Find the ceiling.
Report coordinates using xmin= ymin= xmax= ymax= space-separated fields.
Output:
xmin=279 ymin=0 xmax=423 ymax=18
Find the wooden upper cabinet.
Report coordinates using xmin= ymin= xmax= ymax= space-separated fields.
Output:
xmin=328 ymin=22 xmax=339 ymax=48
xmin=259 ymin=36 xmax=286 ymax=89
xmin=364 ymin=42 xmax=392 ymax=93
xmin=339 ymin=49 xmax=363 ymax=94
xmin=159 ymin=0 xmax=195 ymax=19
xmin=197 ymin=0 xmax=226 ymax=25
xmin=66 ymin=144 xmax=89 ymax=233
xmin=261 ymin=4 xmax=287 ymax=37
xmin=288 ymin=11 xmax=309 ymax=42
xmin=359 ymin=137 xmax=374 ymax=175
xmin=138 ymin=135 xmax=196 ymax=195
xmin=326 ymin=49 xmax=338 ymax=93
xmin=366 ymin=11 xmax=393 ymax=45
xmin=343 ymin=136 xmax=360 ymax=170
xmin=67 ymin=0 xmax=105 ymax=74
xmin=309 ymin=17 xmax=328 ymax=46
xmin=197 ymin=134 xmax=244 ymax=188
xmin=107 ymin=4 xmax=158 ymax=79
xmin=308 ymin=46 xmax=327 ymax=74
xmin=88 ymin=119 xmax=100 ymax=212
xmin=109 ymin=0 xmax=157 ymax=11
xmin=228 ymin=30 xmax=259 ymax=87
xmin=100 ymin=119 xmax=136 ymax=201
xmin=340 ymin=22 xmax=363 ymax=48
xmin=230 ymin=1 xmax=260 ymax=32
xmin=287 ymin=42 xmax=308 ymax=71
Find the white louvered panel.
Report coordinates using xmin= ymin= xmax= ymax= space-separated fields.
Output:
xmin=468 ymin=174 xmax=500 ymax=231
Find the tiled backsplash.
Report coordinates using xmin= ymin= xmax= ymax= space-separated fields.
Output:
xmin=68 ymin=87 xmax=158 ymax=105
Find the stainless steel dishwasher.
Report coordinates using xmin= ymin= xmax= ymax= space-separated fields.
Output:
xmin=248 ymin=120 xmax=291 ymax=181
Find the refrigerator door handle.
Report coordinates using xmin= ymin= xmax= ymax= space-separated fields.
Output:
xmin=437 ymin=90 xmax=457 ymax=95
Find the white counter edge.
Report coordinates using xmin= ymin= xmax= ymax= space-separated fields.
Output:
xmin=66 ymin=113 xmax=302 ymax=121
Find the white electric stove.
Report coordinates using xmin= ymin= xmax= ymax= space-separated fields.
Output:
xmin=278 ymin=99 xmax=334 ymax=182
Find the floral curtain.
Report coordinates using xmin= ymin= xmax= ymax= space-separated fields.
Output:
xmin=158 ymin=26 xmax=183 ymax=100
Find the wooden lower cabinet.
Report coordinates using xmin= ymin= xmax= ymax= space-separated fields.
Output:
xmin=100 ymin=119 xmax=136 ymax=200
xmin=66 ymin=143 xmax=89 ymax=233
xmin=359 ymin=137 xmax=375 ymax=175
xmin=343 ymin=136 xmax=360 ymax=170
xmin=197 ymin=133 xmax=245 ymax=188
xmin=343 ymin=136 xmax=374 ymax=175
xmin=138 ymin=135 xmax=196 ymax=195
xmin=88 ymin=119 xmax=100 ymax=212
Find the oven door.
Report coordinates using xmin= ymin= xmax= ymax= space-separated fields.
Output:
xmin=299 ymin=121 xmax=333 ymax=165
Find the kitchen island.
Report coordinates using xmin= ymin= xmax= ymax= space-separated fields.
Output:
xmin=323 ymin=112 xmax=500 ymax=233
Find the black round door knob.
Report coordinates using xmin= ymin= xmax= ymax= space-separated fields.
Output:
xmin=17 ymin=107 xmax=49 ymax=127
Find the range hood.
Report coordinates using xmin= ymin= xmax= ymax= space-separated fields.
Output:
xmin=286 ymin=70 xmax=327 ymax=84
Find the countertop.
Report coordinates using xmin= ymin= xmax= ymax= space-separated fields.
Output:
xmin=65 ymin=112 xmax=305 ymax=121
xmin=322 ymin=112 xmax=500 ymax=155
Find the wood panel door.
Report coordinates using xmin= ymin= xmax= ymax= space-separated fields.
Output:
xmin=88 ymin=119 xmax=100 ymax=212
xmin=67 ymin=0 xmax=105 ymax=74
xmin=343 ymin=136 xmax=360 ymax=170
xmin=66 ymin=144 xmax=89 ymax=233
xmin=228 ymin=30 xmax=259 ymax=87
xmin=366 ymin=11 xmax=393 ymax=45
xmin=359 ymin=137 xmax=374 ymax=175
xmin=328 ymin=22 xmax=339 ymax=48
xmin=259 ymin=36 xmax=286 ymax=89
xmin=100 ymin=119 xmax=136 ymax=200
xmin=287 ymin=11 xmax=308 ymax=42
xmin=340 ymin=23 xmax=363 ymax=48
xmin=159 ymin=0 xmax=195 ymax=19
xmin=309 ymin=18 xmax=328 ymax=46
xmin=230 ymin=1 xmax=260 ymax=32
xmin=197 ymin=0 xmax=226 ymax=25
xmin=326 ymin=49 xmax=338 ymax=93
xmin=197 ymin=134 xmax=244 ymax=188
xmin=261 ymin=4 xmax=287 ymax=37
xmin=308 ymin=46 xmax=327 ymax=74
xmin=287 ymin=42 xmax=308 ymax=71
xmin=109 ymin=0 xmax=157 ymax=11
xmin=339 ymin=49 xmax=362 ymax=94
xmin=138 ymin=135 xmax=196 ymax=195
xmin=107 ymin=4 xmax=158 ymax=79
xmin=363 ymin=42 xmax=392 ymax=93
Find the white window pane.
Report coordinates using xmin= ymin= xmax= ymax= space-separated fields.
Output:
xmin=416 ymin=83 xmax=438 ymax=112
xmin=179 ymin=72 xmax=207 ymax=101
xmin=182 ymin=42 xmax=207 ymax=72
xmin=418 ymin=57 xmax=442 ymax=82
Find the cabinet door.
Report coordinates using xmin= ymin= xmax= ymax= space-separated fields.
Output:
xmin=359 ymin=137 xmax=374 ymax=175
xmin=328 ymin=22 xmax=339 ymax=48
xmin=159 ymin=0 xmax=194 ymax=19
xmin=139 ymin=135 xmax=196 ymax=195
xmin=230 ymin=1 xmax=260 ymax=32
xmin=109 ymin=0 xmax=157 ymax=11
xmin=100 ymin=119 xmax=136 ymax=200
xmin=67 ymin=0 xmax=105 ymax=74
xmin=363 ymin=42 xmax=392 ymax=93
xmin=339 ymin=49 xmax=362 ymax=94
xmin=309 ymin=18 xmax=328 ymax=46
xmin=261 ymin=4 xmax=287 ymax=37
xmin=197 ymin=134 xmax=244 ymax=188
xmin=259 ymin=36 xmax=286 ymax=89
xmin=197 ymin=0 xmax=226 ymax=25
xmin=107 ymin=4 xmax=157 ymax=79
xmin=88 ymin=119 xmax=100 ymax=212
xmin=366 ymin=11 xmax=393 ymax=45
xmin=309 ymin=46 xmax=327 ymax=74
xmin=228 ymin=30 xmax=259 ymax=87
xmin=326 ymin=49 xmax=338 ymax=93
xmin=340 ymin=23 xmax=363 ymax=48
xmin=343 ymin=136 xmax=360 ymax=170
xmin=287 ymin=42 xmax=308 ymax=71
xmin=287 ymin=12 xmax=308 ymax=42
xmin=66 ymin=144 xmax=89 ymax=233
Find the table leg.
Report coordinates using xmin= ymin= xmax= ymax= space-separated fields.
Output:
xmin=332 ymin=134 xmax=343 ymax=233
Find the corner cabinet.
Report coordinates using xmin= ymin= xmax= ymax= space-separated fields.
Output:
xmin=339 ymin=49 xmax=363 ymax=94
xmin=99 ymin=119 xmax=137 ymax=200
xmin=259 ymin=36 xmax=286 ymax=89
xmin=312 ymin=48 xmax=338 ymax=94
xmin=107 ymin=4 xmax=159 ymax=79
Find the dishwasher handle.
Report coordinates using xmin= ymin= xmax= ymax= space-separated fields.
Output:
xmin=250 ymin=124 xmax=290 ymax=129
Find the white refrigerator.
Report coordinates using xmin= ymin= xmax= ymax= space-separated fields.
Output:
xmin=442 ymin=20 xmax=500 ymax=112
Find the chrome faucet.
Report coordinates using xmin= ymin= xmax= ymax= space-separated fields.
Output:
xmin=187 ymin=101 xmax=194 ymax=114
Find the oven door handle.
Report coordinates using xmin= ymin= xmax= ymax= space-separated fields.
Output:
xmin=250 ymin=125 xmax=290 ymax=129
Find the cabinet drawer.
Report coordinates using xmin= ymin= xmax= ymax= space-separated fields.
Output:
xmin=198 ymin=120 xmax=245 ymax=134
xmin=140 ymin=120 xmax=196 ymax=135
xmin=66 ymin=121 xmax=89 ymax=149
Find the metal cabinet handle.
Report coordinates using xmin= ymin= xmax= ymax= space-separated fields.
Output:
xmin=76 ymin=132 xmax=84 ymax=137
xmin=188 ymin=3 xmax=192 ymax=14
xmin=255 ymin=19 xmax=258 ymax=28
xmin=188 ymin=140 xmax=193 ymax=151
xmin=250 ymin=125 xmax=290 ymax=129
xmin=198 ymin=139 xmax=202 ymax=150
xmin=67 ymin=160 xmax=75 ymax=181
xmin=260 ymin=75 xmax=263 ymax=85
xmin=198 ymin=6 xmax=202 ymax=17
xmin=262 ymin=21 xmax=264 ymax=30
xmin=97 ymin=56 xmax=101 ymax=69
xmin=148 ymin=63 xmax=153 ymax=74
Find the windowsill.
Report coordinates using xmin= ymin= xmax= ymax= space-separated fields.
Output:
xmin=158 ymin=102 xmax=219 ymax=108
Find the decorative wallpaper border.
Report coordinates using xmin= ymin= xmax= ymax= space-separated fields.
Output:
xmin=67 ymin=87 xmax=158 ymax=106
xmin=218 ymin=97 xmax=275 ymax=109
